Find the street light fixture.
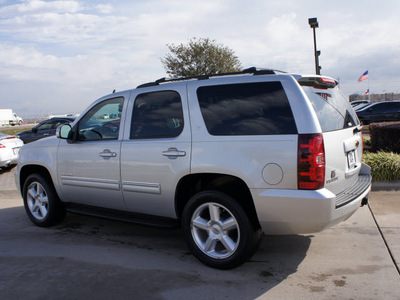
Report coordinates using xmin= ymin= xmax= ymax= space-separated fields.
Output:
xmin=308 ymin=17 xmax=321 ymax=75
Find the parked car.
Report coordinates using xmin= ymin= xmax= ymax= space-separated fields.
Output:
xmin=356 ymin=101 xmax=400 ymax=125
xmin=0 ymin=133 xmax=23 ymax=170
xmin=16 ymin=117 xmax=75 ymax=144
xmin=15 ymin=68 xmax=371 ymax=269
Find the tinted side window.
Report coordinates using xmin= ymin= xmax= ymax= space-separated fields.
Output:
xmin=197 ymin=82 xmax=297 ymax=136
xmin=37 ymin=122 xmax=53 ymax=131
xmin=374 ymin=103 xmax=400 ymax=111
xmin=373 ymin=103 xmax=388 ymax=111
xmin=51 ymin=121 xmax=67 ymax=129
xmin=130 ymin=91 xmax=184 ymax=139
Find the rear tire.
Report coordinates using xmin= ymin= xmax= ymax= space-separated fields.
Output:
xmin=182 ymin=191 xmax=262 ymax=269
xmin=23 ymin=173 xmax=66 ymax=227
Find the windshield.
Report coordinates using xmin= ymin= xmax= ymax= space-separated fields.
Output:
xmin=302 ymin=86 xmax=360 ymax=132
xmin=354 ymin=103 xmax=371 ymax=111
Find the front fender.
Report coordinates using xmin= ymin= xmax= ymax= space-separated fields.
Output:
xmin=16 ymin=137 xmax=61 ymax=197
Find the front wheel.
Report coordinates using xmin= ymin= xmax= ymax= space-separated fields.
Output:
xmin=23 ymin=173 xmax=66 ymax=227
xmin=182 ymin=191 xmax=262 ymax=269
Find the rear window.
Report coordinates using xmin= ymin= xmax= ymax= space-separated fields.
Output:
xmin=302 ymin=86 xmax=359 ymax=132
xmin=130 ymin=91 xmax=184 ymax=139
xmin=197 ymin=82 xmax=297 ymax=136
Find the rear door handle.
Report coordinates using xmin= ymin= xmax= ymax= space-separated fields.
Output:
xmin=99 ymin=149 xmax=117 ymax=158
xmin=162 ymin=147 xmax=186 ymax=158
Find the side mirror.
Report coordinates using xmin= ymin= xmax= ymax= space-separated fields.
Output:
xmin=32 ymin=127 xmax=38 ymax=133
xmin=56 ymin=124 xmax=72 ymax=139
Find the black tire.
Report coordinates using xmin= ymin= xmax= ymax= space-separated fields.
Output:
xmin=182 ymin=191 xmax=262 ymax=269
xmin=23 ymin=173 xmax=66 ymax=227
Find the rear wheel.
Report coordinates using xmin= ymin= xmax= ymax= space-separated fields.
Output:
xmin=182 ymin=191 xmax=262 ymax=269
xmin=23 ymin=173 xmax=66 ymax=227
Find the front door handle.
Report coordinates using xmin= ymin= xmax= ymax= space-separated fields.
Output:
xmin=99 ymin=149 xmax=117 ymax=158
xmin=162 ymin=147 xmax=186 ymax=158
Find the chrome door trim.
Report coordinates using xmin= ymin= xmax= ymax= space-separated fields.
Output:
xmin=61 ymin=176 xmax=120 ymax=190
xmin=122 ymin=181 xmax=161 ymax=194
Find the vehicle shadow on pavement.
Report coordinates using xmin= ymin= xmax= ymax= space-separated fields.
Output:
xmin=0 ymin=207 xmax=312 ymax=299
xmin=0 ymin=165 xmax=16 ymax=175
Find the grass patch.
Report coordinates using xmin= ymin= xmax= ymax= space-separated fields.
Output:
xmin=363 ymin=151 xmax=400 ymax=181
xmin=0 ymin=126 xmax=34 ymax=136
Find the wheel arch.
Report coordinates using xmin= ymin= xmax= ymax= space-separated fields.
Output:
xmin=19 ymin=164 xmax=57 ymax=195
xmin=175 ymin=173 xmax=261 ymax=230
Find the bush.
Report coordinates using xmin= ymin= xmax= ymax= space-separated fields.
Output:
xmin=370 ymin=122 xmax=400 ymax=153
xmin=363 ymin=151 xmax=400 ymax=181
xmin=363 ymin=137 xmax=371 ymax=147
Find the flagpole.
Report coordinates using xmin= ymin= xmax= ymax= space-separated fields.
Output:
xmin=368 ymin=71 xmax=370 ymax=101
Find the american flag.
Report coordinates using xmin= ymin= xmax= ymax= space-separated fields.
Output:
xmin=365 ymin=89 xmax=369 ymax=95
xmin=358 ymin=70 xmax=368 ymax=83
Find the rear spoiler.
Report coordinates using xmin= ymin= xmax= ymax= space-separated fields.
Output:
xmin=296 ymin=75 xmax=338 ymax=89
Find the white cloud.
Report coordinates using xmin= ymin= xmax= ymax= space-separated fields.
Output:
xmin=0 ymin=0 xmax=82 ymax=16
xmin=96 ymin=4 xmax=113 ymax=14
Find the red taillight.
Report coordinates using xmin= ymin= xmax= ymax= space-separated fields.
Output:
xmin=298 ymin=133 xmax=325 ymax=190
xmin=0 ymin=143 xmax=5 ymax=148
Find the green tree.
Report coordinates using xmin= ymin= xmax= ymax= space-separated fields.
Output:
xmin=161 ymin=37 xmax=242 ymax=78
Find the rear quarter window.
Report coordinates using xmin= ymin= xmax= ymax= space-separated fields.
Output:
xmin=197 ymin=82 xmax=297 ymax=136
xmin=302 ymin=86 xmax=359 ymax=132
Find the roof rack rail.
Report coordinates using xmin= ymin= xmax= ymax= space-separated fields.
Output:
xmin=136 ymin=67 xmax=285 ymax=88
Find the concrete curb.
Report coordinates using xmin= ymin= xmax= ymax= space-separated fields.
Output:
xmin=371 ymin=181 xmax=400 ymax=191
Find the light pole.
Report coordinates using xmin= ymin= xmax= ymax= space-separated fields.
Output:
xmin=308 ymin=17 xmax=321 ymax=75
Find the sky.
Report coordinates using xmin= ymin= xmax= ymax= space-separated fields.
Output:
xmin=0 ymin=0 xmax=399 ymax=118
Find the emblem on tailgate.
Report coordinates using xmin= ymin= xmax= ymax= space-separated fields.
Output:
xmin=326 ymin=170 xmax=338 ymax=184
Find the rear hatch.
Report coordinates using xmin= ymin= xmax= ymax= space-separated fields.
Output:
xmin=298 ymin=76 xmax=368 ymax=198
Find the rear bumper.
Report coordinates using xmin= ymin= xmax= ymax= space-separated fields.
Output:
xmin=252 ymin=163 xmax=372 ymax=235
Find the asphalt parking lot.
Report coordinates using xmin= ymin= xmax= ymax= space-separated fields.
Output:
xmin=1 ymin=167 xmax=399 ymax=299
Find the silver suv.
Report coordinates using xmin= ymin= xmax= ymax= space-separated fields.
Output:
xmin=15 ymin=68 xmax=371 ymax=269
